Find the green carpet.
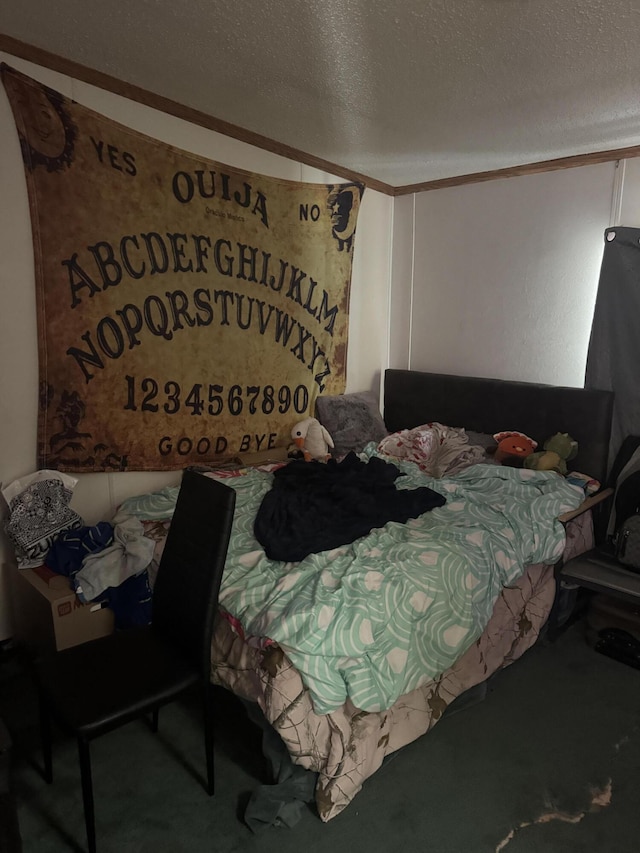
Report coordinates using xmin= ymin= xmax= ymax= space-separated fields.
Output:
xmin=1 ymin=619 xmax=638 ymax=853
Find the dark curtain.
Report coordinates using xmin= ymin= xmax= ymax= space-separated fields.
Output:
xmin=585 ymin=226 xmax=640 ymax=471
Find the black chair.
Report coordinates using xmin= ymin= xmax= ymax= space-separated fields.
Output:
xmin=34 ymin=469 xmax=236 ymax=853
xmin=0 ymin=715 xmax=22 ymax=853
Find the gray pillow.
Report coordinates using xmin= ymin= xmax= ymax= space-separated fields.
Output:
xmin=465 ymin=431 xmax=498 ymax=451
xmin=465 ymin=431 xmax=501 ymax=464
xmin=315 ymin=391 xmax=388 ymax=457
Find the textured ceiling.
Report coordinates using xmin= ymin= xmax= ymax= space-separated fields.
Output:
xmin=2 ymin=0 xmax=640 ymax=187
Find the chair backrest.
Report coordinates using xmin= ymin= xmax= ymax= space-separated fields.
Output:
xmin=603 ymin=436 xmax=640 ymax=542
xmin=152 ymin=469 xmax=236 ymax=677
xmin=607 ymin=435 xmax=640 ymax=489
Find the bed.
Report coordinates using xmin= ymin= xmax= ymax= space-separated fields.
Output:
xmin=120 ymin=369 xmax=614 ymax=823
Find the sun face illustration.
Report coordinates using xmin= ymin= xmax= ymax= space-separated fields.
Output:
xmin=3 ymin=71 xmax=77 ymax=172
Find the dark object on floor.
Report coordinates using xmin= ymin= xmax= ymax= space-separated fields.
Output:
xmin=33 ymin=469 xmax=236 ymax=853
xmin=0 ymin=715 xmax=22 ymax=852
xmin=594 ymin=627 xmax=640 ymax=670
xmin=587 ymin=592 xmax=640 ymax=644
xmin=241 ymin=700 xmax=317 ymax=832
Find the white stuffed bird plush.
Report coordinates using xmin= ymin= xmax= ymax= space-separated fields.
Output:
xmin=291 ymin=417 xmax=334 ymax=462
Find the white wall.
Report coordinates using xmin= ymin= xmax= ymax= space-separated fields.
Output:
xmin=405 ymin=163 xmax=620 ymax=387
xmin=388 ymin=194 xmax=414 ymax=369
xmin=618 ymin=158 xmax=640 ymax=224
xmin=393 ymin=159 xmax=640 ymax=392
xmin=0 ymin=53 xmax=393 ymax=639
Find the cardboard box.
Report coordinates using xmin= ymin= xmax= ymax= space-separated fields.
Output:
xmin=30 ymin=564 xmax=71 ymax=591
xmin=9 ymin=564 xmax=114 ymax=653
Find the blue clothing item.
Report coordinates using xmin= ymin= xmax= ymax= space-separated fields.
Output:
xmin=45 ymin=522 xmax=114 ymax=577
xmin=96 ymin=571 xmax=153 ymax=630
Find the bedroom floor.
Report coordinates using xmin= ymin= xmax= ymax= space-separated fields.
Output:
xmin=1 ymin=618 xmax=638 ymax=853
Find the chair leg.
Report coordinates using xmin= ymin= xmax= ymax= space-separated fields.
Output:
xmin=38 ymin=692 xmax=53 ymax=784
xmin=78 ymin=738 xmax=97 ymax=853
xmin=203 ymin=682 xmax=215 ymax=796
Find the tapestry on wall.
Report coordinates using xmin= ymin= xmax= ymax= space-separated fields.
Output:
xmin=1 ymin=65 xmax=364 ymax=472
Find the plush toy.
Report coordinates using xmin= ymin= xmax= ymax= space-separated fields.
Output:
xmin=490 ymin=431 xmax=538 ymax=466
xmin=291 ymin=417 xmax=334 ymax=462
xmin=523 ymin=432 xmax=578 ymax=475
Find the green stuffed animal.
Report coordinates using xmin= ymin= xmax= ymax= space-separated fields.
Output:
xmin=523 ymin=432 xmax=578 ymax=475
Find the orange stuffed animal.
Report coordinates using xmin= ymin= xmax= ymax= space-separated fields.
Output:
xmin=491 ymin=430 xmax=538 ymax=465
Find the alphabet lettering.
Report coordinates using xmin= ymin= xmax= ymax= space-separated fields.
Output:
xmin=67 ymin=286 xmax=333 ymax=392
xmin=238 ymin=433 xmax=277 ymax=452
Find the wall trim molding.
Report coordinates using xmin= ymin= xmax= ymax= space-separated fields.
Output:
xmin=0 ymin=34 xmax=394 ymax=196
xmin=3 ymin=34 xmax=640 ymax=198
xmin=393 ymin=148 xmax=640 ymax=195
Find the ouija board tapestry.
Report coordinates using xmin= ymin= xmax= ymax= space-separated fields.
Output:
xmin=1 ymin=65 xmax=364 ymax=472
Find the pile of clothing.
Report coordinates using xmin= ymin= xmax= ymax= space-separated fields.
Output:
xmin=3 ymin=470 xmax=155 ymax=629
xmin=45 ymin=510 xmax=155 ymax=628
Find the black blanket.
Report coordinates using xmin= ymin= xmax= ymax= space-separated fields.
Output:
xmin=254 ymin=453 xmax=446 ymax=562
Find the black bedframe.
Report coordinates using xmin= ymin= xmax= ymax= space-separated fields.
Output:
xmin=383 ymin=369 xmax=614 ymax=486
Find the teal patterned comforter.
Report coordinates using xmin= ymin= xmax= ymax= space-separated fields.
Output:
xmin=220 ymin=451 xmax=584 ymax=713
xmin=122 ymin=450 xmax=584 ymax=714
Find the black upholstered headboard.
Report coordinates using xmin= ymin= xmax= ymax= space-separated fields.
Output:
xmin=383 ymin=370 xmax=614 ymax=485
